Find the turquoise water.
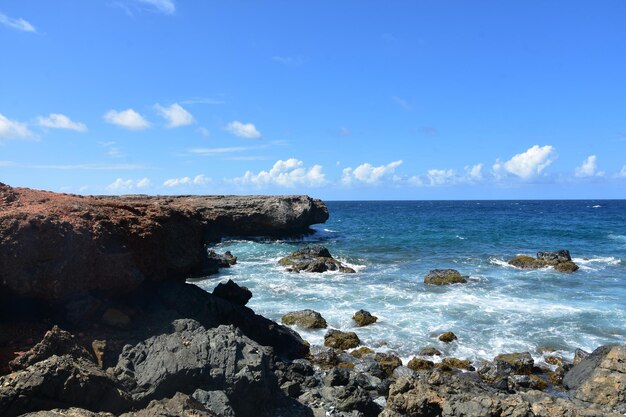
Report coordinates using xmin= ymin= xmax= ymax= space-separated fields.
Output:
xmin=195 ymin=200 xmax=626 ymax=364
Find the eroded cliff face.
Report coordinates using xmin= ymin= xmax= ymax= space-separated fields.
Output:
xmin=0 ymin=183 xmax=328 ymax=300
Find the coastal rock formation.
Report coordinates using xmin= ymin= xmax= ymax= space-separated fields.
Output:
xmin=352 ymin=309 xmax=378 ymax=327
xmin=508 ymin=249 xmax=579 ymax=272
xmin=212 ymin=279 xmax=252 ymax=306
xmin=324 ymin=329 xmax=361 ymax=350
xmin=278 ymin=245 xmax=356 ymax=273
xmin=424 ymin=269 xmax=468 ymax=285
xmin=281 ymin=309 xmax=328 ymax=329
xmin=438 ymin=331 xmax=458 ymax=343
xmin=0 ymin=183 xmax=328 ymax=301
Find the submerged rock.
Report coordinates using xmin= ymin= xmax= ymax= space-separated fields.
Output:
xmin=424 ymin=269 xmax=468 ymax=285
xmin=278 ymin=245 xmax=356 ymax=273
xmin=508 ymin=249 xmax=579 ymax=272
xmin=353 ymin=309 xmax=378 ymax=327
xmin=324 ymin=329 xmax=361 ymax=350
xmin=281 ymin=309 xmax=328 ymax=329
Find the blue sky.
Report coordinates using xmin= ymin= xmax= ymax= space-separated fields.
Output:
xmin=1 ymin=0 xmax=625 ymax=199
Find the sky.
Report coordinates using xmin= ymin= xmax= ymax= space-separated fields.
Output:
xmin=1 ymin=1 xmax=625 ymax=200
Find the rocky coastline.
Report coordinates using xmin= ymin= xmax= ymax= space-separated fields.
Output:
xmin=1 ymin=183 xmax=624 ymax=417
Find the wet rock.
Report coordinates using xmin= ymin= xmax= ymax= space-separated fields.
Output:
xmin=113 ymin=319 xmax=278 ymax=416
xmin=439 ymin=357 xmax=474 ymax=371
xmin=438 ymin=331 xmax=458 ymax=343
xmin=282 ymin=309 xmax=328 ymax=329
xmin=418 ymin=346 xmax=442 ymax=356
xmin=537 ymin=250 xmax=572 ymax=262
xmin=494 ymin=352 xmax=534 ymax=375
xmin=424 ymin=269 xmax=468 ymax=285
xmin=203 ymin=250 xmax=237 ymax=275
xmin=212 ymin=279 xmax=252 ymax=306
xmin=508 ymin=250 xmax=579 ymax=273
xmin=564 ymin=345 xmax=626 ymax=413
xmin=554 ymin=261 xmax=580 ymax=272
xmin=351 ymin=346 xmax=375 ymax=358
xmin=278 ymin=245 xmax=356 ymax=273
xmin=573 ymin=348 xmax=590 ymax=365
xmin=375 ymin=352 xmax=403 ymax=377
xmin=324 ymin=329 xmax=360 ymax=350
xmin=353 ymin=309 xmax=378 ymax=327
xmin=407 ymin=357 xmax=434 ymax=371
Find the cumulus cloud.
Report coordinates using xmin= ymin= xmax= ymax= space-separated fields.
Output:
xmin=493 ymin=145 xmax=555 ymax=179
xmin=154 ymin=103 xmax=194 ymax=128
xmin=37 ymin=113 xmax=87 ymax=132
xmin=465 ymin=163 xmax=483 ymax=181
xmin=617 ymin=166 xmax=626 ymax=178
xmin=427 ymin=169 xmax=456 ymax=186
xmin=137 ymin=0 xmax=175 ymax=14
xmin=104 ymin=109 xmax=150 ymax=130
xmin=0 ymin=113 xmax=34 ymax=140
xmin=236 ymin=159 xmax=326 ymax=188
xmin=106 ymin=177 xmax=151 ymax=192
xmin=163 ymin=174 xmax=211 ymax=187
xmin=0 ymin=12 xmax=36 ymax=32
xmin=342 ymin=160 xmax=402 ymax=185
xmin=575 ymin=155 xmax=603 ymax=177
xmin=226 ymin=121 xmax=261 ymax=139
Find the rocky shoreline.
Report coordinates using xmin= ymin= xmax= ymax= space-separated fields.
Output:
xmin=1 ymin=184 xmax=624 ymax=417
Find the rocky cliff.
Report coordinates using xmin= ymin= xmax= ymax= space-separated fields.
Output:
xmin=0 ymin=183 xmax=328 ymax=301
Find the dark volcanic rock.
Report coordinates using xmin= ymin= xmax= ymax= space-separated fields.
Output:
xmin=281 ymin=309 xmax=328 ymax=329
xmin=113 ymin=319 xmax=278 ymax=415
xmin=120 ymin=393 xmax=218 ymax=417
xmin=278 ymin=245 xmax=356 ymax=273
xmin=537 ymin=250 xmax=572 ymax=262
xmin=203 ymin=250 xmax=237 ymax=275
xmin=508 ymin=249 xmax=579 ymax=273
xmin=212 ymin=279 xmax=252 ymax=306
xmin=0 ymin=183 xmax=328 ymax=301
xmin=424 ymin=269 xmax=468 ymax=285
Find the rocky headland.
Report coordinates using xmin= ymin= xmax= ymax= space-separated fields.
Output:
xmin=1 ymin=183 xmax=624 ymax=417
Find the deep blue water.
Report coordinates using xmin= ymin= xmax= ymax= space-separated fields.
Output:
xmin=196 ymin=200 xmax=626 ymax=364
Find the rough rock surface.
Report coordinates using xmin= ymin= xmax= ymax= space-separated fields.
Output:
xmin=278 ymin=245 xmax=356 ymax=273
xmin=113 ymin=319 xmax=278 ymax=415
xmin=282 ymin=309 xmax=328 ymax=329
xmin=119 ymin=392 xmax=218 ymax=417
xmin=352 ymin=309 xmax=378 ymax=327
xmin=424 ymin=269 xmax=468 ymax=285
xmin=324 ymin=330 xmax=361 ymax=350
xmin=0 ymin=183 xmax=328 ymax=300
xmin=438 ymin=331 xmax=458 ymax=343
xmin=211 ymin=279 xmax=252 ymax=306
xmin=508 ymin=250 xmax=579 ymax=273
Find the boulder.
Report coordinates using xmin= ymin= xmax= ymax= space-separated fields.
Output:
xmin=374 ymin=352 xmax=403 ymax=377
xmin=407 ymin=358 xmax=434 ymax=371
xmin=351 ymin=346 xmax=375 ymax=358
xmin=438 ymin=331 xmax=458 ymax=343
xmin=537 ymin=250 xmax=572 ymax=262
xmin=424 ymin=269 xmax=468 ymax=285
xmin=324 ymin=329 xmax=360 ymax=350
xmin=508 ymin=250 xmax=579 ymax=273
xmin=212 ymin=279 xmax=252 ymax=306
xmin=418 ymin=346 xmax=442 ymax=356
xmin=203 ymin=250 xmax=237 ymax=275
xmin=278 ymin=245 xmax=356 ymax=273
xmin=494 ymin=352 xmax=534 ymax=375
xmin=439 ymin=357 xmax=474 ymax=371
xmin=113 ymin=319 xmax=279 ymax=416
xmin=281 ymin=309 xmax=327 ymax=329
xmin=352 ymin=309 xmax=378 ymax=327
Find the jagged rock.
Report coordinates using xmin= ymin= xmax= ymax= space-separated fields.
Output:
xmin=113 ymin=319 xmax=278 ymax=416
xmin=477 ymin=359 xmax=514 ymax=390
xmin=352 ymin=309 xmax=378 ymax=327
xmin=351 ymin=346 xmax=375 ymax=358
xmin=91 ymin=340 xmax=107 ymax=368
xmin=324 ymin=367 xmax=351 ymax=386
xmin=508 ymin=374 xmax=548 ymax=391
xmin=192 ymin=389 xmax=235 ymax=417
xmin=564 ymin=345 xmax=626 ymax=414
xmin=374 ymin=352 xmax=402 ymax=377
xmin=212 ymin=279 xmax=252 ymax=306
xmin=439 ymin=357 xmax=474 ymax=371
xmin=324 ymin=330 xmax=360 ymax=350
xmin=0 ymin=183 xmax=328 ymax=301
xmin=573 ymin=348 xmax=590 ymax=365
xmin=0 ymin=355 xmax=131 ymax=417
xmin=21 ymin=409 xmax=115 ymax=417
xmin=319 ymin=381 xmax=381 ymax=417
xmin=424 ymin=269 xmax=468 ymax=285
xmin=9 ymin=325 xmax=92 ymax=371
xmin=310 ymin=346 xmax=340 ymax=368
xmin=203 ymin=250 xmax=237 ymax=275
xmin=438 ymin=331 xmax=458 ymax=343
xmin=281 ymin=309 xmax=328 ymax=329
xmin=407 ymin=358 xmax=434 ymax=371
xmin=508 ymin=250 xmax=579 ymax=273
xmin=278 ymin=245 xmax=356 ymax=273
xmin=418 ymin=346 xmax=442 ymax=356
xmin=494 ymin=352 xmax=534 ymax=375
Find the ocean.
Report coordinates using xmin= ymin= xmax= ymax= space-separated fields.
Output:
xmin=195 ymin=200 xmax=626 ymax=365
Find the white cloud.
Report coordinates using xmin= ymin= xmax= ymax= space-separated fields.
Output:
xmin=427 ymin=169 xmax=456 ymax=186
xmin=618 ymin=166 xmax=626 ymax=178
xmin=342 ymin=160 xmax=403 ymax=185
xmin=163 ymin=174 xmax=211 ymax=187
xmin=0 ymin=12 xmax=36 ymax=32
xmin=37 ymin=113 xmax=87 ymax=132
xmin=104 ymin=109 xmax=150 ymax=130
xmin=0 ymin=113 xmax=34 ymax=140
xmin=575 ymin=155 xmax=603 ymax=177
xmin=189 ymin=146 xmax=250 ymax=156
xmin=196 ymin=127 xmax=210 ymax=137
xmin=137 ymin=0 xmax=175 ymax=14
xmin=235 ymin=159 xmax=326 ymax=188
xmin=226 ymin=121 xmax=261 ymax=139
xmin=493 ymin=145 xmax=555 ymax=179
xmin=465 ymin=163 xmax=483 ymax=181
xmin=154 ymin=103 xmax=194 ymax=128
xmin=106 ymin=177 xmax=151 ymax=192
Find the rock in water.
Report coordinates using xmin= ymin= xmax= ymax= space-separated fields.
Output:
xmin=508 ymin=249 xmax=579 ymax=273
xmin=438 ymin=331 xmax=458 ymax=343
xmin=537 ymin=250 xmax=572 ymax=262
xmin=353 ymin=309 xmax=378 ymax=327
xmin=424 ymin=269 xmax=468 ymax=285
xmin=212 ymin=279 xmax=252 ymax=306
xmin=281 ymin=309 xmax=328 ymax=329
xmin=278 ymin=245 xmax=356 ymax=273
xmin=324 ymin=330 xmax=361 ymax=350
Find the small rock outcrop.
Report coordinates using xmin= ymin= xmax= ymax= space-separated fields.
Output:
xmin=424 ymin=269 xmax=468 ymax=285
xmin=278 ymin=245 xmax=356 ymax=273
xmin=508 ymin=249 xmax=579 ymax=273
xmin=212 ymin=279 xmax=252 ymax=306
xmin=324 ymin=330 xmax=361 ymax=350
xmin=494 ymin=352 xmax=535 ymax=375
xmin=281 ymin=309 xmax=328 ymax=329
xmin=352 ymin=309 xmax=378 ymax=327
xmin=438 ymin=331 xmax=458 ymax=343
